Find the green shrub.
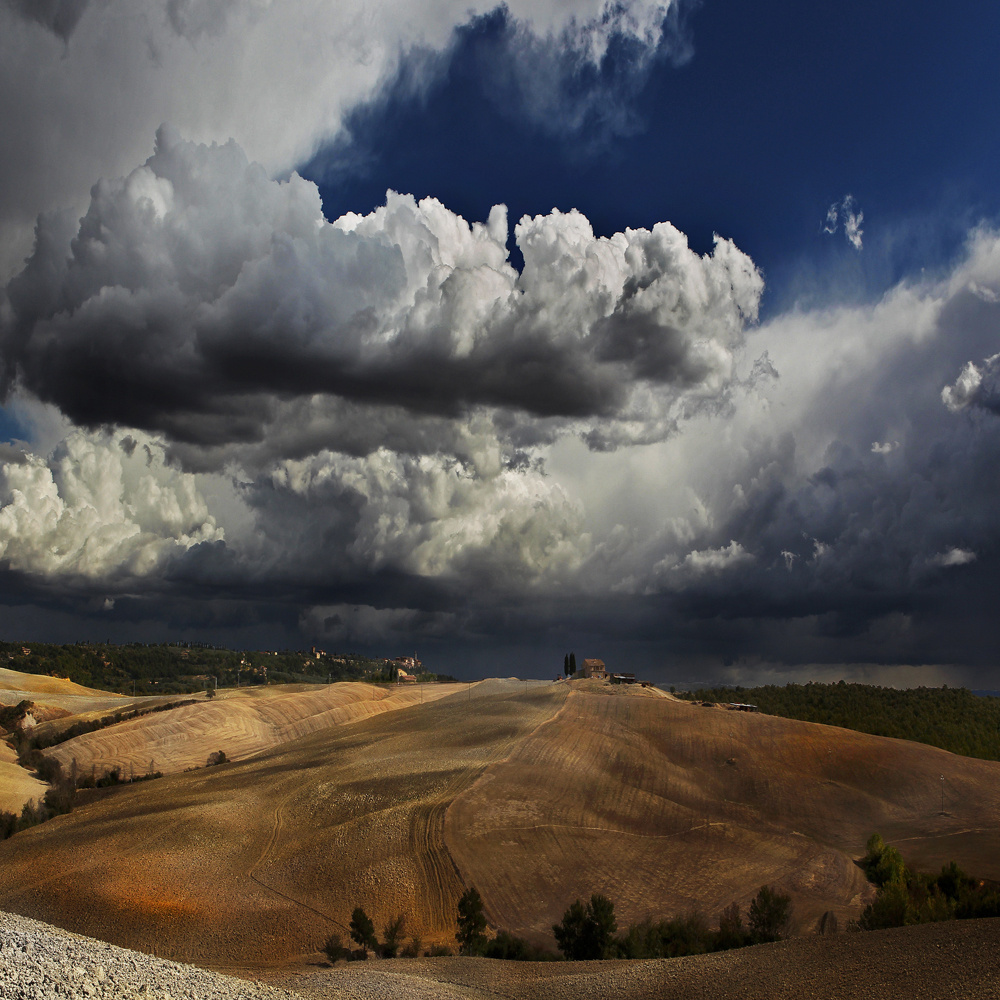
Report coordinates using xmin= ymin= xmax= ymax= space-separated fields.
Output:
xmin=380 ymin=914 xmax=406 ymax=958
xmin=717 ymin=901 xmax=749 ymax=949
xmin=349 ymin=907 xmax=377 ymax=958
xmin=401 ymin=934 xmax=423 ymax=958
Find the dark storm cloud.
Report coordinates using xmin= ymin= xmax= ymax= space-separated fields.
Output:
xmin=604 ymin=234 xmax=1000 ymax=674
xmin=0 ymin=128 xmax=761 ymax=467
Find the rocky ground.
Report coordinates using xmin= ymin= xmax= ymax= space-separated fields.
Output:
xmin=5 ymin=910 xmax=1000 ymax=1000
xmin=262 ymin=918 xmax=1000 ymax=1000
xmin=0 ymin=912 xmax=303 ymax=1000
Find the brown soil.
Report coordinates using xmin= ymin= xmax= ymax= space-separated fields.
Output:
xmin=0 ymin=741 xmax=47 ymax=813
xmin=0 ymin=679 xmax=997 ymax=974
xmin=260 ymin=917 xmax=1000 ymax=1000
xmin=447 ymin=686 xmax=1000 ymax=940
xmin=46 ymin=681 xmax=464 ymax=776
xmin=1 ymin=665 xmax=134 ymax=814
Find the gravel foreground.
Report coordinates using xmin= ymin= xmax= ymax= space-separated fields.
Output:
xmin=0 ymin=912 xmax=305 ymax=1000
xmin=5 ymin=910 xmax=1000 ymax=1000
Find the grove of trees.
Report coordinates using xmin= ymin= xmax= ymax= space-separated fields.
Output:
xmin=853 ymin=833 xmax=1000 ymax=929
xmin=679 ymin=682 xmax=1000 ymax=761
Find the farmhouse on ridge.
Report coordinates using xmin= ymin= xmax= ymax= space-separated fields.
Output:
xmin=581 ymin=658 xmax=607 ymax=680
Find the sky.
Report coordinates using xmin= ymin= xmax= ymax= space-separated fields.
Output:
xmin=1 ymin=0 xmax=999 ymax=687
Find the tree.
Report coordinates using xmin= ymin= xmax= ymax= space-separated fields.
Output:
xmin=569 ymin=652 xmax=577 ymax=676
xmin=553 ymin=899 xmax=588 ymax=959
xmin=350 ymin=906 xmax=377 ymax=958
xmin=747 ymin=885 xmax=792 ymax=943
xmin=456 ymin=886 xmax=488 ymax=955
xmin=564 ymin=654 xmax=570 ymax=677
xmin=553 ymin=893 xmax=617 ymax=960
xmin=381 ymin=914 xmax=406 ymax=958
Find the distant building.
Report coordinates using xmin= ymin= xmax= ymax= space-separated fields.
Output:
xmin=394 ymin=654 xmax=422 ymax=673
xmin=396 ymin=667 xmax=417 ymax=683
xmin=581 ymin=658 xmax=608 ymax=680
xmin=610 ymin=672 xmax=637 ymax=685
xmin=727 ymin=703 xmax=759 ymax=712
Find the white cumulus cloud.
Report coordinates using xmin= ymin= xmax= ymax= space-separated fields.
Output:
xmin=0 ymin=0 xmax=684 ymax=280
xmin=0 ymin=429 xmax=222 ymax=581
xmin=1 ymin=128 xmax=762 ymax=466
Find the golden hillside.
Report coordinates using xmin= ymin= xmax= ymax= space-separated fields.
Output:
xmin=1 ymin=665 xmax=132 ymax=814
xmin=0 ymin=679 xmax=996 ymax=969
xmin=47 ymin=680 xmax=464 ymax=776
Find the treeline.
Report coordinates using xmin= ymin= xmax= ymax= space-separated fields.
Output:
xmin=326 ymin=884 xmax=794 ymax=965
xmin=0 ymin=641 xmax=452 ymax=695
xmin=679 ymin=682 xmax=1000 ymax=761
xmin=853 ymin=833 xmax=1000 ymax=929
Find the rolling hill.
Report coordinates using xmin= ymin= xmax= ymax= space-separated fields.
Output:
xmin=1 ymin=665 xmax=132 ymax=813
xmin=0 ymin=677 xmax=997 ymax=970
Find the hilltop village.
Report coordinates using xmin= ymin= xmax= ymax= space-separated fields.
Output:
xmin=0 ymin=641 xmax=454 ymax=696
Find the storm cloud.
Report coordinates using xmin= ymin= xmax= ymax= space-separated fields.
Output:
xmin=3 ymin=1 xmax=1000 ymax=682
xmin=1 ymin=128 xmax=761 ymax=465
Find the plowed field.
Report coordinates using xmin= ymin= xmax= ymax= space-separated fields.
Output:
xmin=47 ymin=681 xmax=464 ymax=776
xmin=0 ymin=679 xmax=997 ymax=970
xmin=1 ymin=666 xmax=133 ymax=813
xmin=0 ymin=680 xmax=560 ymax=964
xmin=0 ymin=741 xmax=47 ymax=813
xmin=447 ymin=684 xmax=1000 ymax=938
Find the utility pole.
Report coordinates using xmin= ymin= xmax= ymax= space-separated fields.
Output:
xmin=940 ymin=774 xmax=945 ymax=814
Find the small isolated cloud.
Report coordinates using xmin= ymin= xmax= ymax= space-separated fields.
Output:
xmin=810 ymin=539 xmax=831 ymax=561
xmin=942 ymin=353 xmax=1000 ymax=414
xmin=871 ymin=440 xmax=897 ymax=454
xmin=678 ymin=540 xmax=751 ymax=575
xmin=929 ymin=548 xmax=976 ymax=568
xmin=822 ymin=194 xmax=864 ymax=251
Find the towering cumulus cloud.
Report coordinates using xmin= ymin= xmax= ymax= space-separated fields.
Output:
xmin=1 ymin=129 xmax=761 ymax=466
xmin=0 ymin=430 xmax=221 ymax=582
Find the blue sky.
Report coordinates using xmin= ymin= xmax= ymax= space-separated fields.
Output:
xmin=310 ymin=0 xmax=1000 ymax=313
xmin=1 ymin=0 xmax=999 ymax=687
